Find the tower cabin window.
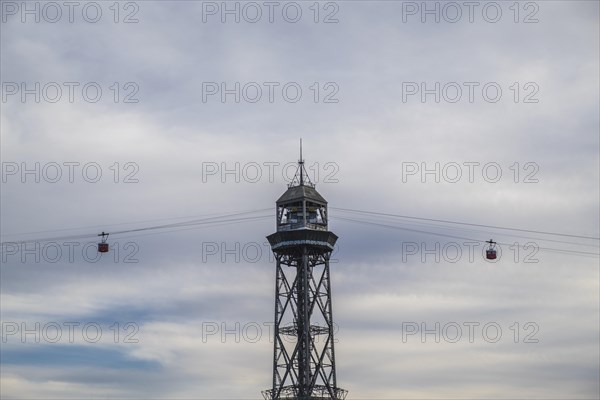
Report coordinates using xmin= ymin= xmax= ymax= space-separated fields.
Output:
xmin=278 ymin=202 xmax=327 ymax=231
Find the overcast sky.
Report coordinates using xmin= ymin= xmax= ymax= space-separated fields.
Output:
xmin=1 ymin=0 xmax=599 ymax=399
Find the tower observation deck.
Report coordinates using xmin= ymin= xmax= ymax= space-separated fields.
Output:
xmin=262 ymin=142 xmax=347 ymax=400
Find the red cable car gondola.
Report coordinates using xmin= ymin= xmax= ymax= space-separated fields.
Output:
xmin=485 ymin=239 xmax=497 ymax=260
xmin=98 ymin=232 xmax=109 ymax=253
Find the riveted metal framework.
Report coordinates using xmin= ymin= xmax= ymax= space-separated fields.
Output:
xmin=263 ymin=143 xmax=346 ymax=400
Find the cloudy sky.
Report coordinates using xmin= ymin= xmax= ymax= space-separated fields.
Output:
xmin=1 ymin=0 xmax=599 ymax=398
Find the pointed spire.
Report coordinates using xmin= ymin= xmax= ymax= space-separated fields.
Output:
xmin=299 ymin=138 xmax=304 ymax=186
xmin=288 ymin=139 xmax=314 ymax=188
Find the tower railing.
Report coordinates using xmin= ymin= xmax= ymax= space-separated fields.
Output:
xmin=278 ymin=222 xmax=328 ymax=232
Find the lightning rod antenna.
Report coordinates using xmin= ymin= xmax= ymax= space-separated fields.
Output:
xmin=299 ymin=138 xmax=304 ymax=186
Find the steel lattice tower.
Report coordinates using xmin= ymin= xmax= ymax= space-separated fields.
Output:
xmin=262 ymin=142 xmax=347 ymax=400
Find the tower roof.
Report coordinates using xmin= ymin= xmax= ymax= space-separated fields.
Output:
xmin=276 ymin=185 xmax=327 ymax=204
